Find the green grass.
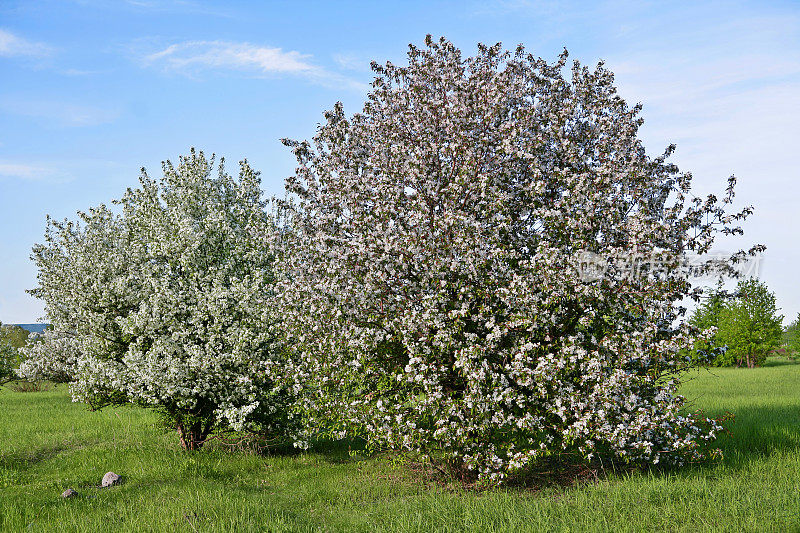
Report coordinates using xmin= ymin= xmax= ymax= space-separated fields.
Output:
xmin=2 ymin=359 xmax=800 ymax=532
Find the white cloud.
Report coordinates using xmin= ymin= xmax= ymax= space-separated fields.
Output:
xmin=145 ymin=40 xmax=313 ymax=74
xmin=60 ymin=68 xmax=106 ymax=76
xmin=143 ymin=40 xmax=368 ymax=90
xmin=0 ymin=29 xmax=53 ymax=58
xmin=0 ymin=161 xmax=55 ymax=181
xmin=1 ymin=100 xmax=120 ymax=127
xmin=0 ymin=157 xmax=126 ymax=184
xmin=332 ymin=52 xmax=373 ymax=72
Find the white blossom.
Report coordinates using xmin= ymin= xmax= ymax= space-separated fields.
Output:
xmin=17 ymin=328 xmax=80 ymax=383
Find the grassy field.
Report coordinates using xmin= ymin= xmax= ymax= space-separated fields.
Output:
xmin=1 ymin=359 xmax=799 ymax=532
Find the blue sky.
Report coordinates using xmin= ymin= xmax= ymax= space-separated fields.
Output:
xmin=1 ymin=0 xmax=798 ymax=324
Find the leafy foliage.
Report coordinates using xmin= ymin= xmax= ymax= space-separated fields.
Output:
xmin=0 ymin=343 xmax=16 ymax=385
xmin=783 ymin=314 xmax=800 ymax=357
xmin=715 ymin=279 xmax=783 ymax=368
xmin=0 ymin=321 xmax=23 ymax=384
xmin=277 ymin=36 xmax=760 ymax=483
xmin=687 ymin=286 xmax=731 ymax=365
xmin=689 ymin=280 xmax=784 ymax=367
xmin=0 ymin=323 xmax=30 ymax=350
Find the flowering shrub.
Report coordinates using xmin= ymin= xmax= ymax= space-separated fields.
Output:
xmin=30 ymin=150 xmax=295 ymax=449
xmin=277 ymin=36 xmax=761 ymax=483
xmin=17 ymin=328 xmax=80 ymax=383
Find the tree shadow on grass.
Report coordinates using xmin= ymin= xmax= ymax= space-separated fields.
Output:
xmin=610 ymin=402 xmax=800 ymax=487
xmin=167 ymin=402 xmax=800 ymax=493
xmin=311 ymin=437 xmax=369 ymax=464
xmin=501 ymin=403 xmax=800 ymax=492
xmin=761 ymin=357 xmax=798 ymax=368
xmin=710 ymin=403 xmax=800 ymax=468
xmin=356 ymin=402 xmax=800 ymax=493
xmin=0 ymin=443 xmax=72 ymax=472
xmin=201 ymin=434 xmax=369 ymax=465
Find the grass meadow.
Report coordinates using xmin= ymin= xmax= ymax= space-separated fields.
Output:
xmin=1 ymin=358 xmax=799 ymax=532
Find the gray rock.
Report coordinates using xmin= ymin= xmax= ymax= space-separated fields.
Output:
xmin=61 ymin=488 xmax=78 ymax=498
xmin=101 ymin=471 xmax=122 ymax=487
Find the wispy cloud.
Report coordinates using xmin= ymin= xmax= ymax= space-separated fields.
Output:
xmin=0 ymin=157 xmax=127 ymax=185
xmin=60 ymin=68 xmax=108 ymax=76
xmin=1 ymin=99 xmax=120 ymax=127
xmin=606 ymin=13 xmax=800 ymax=169
xmin=125 ymin=0 xmax=172 ymax=7
xmin=0 ymin=29 xmax=53 ymax=58
xmin=332 ymin=52 xmax=373 ymax=72
xmin=146 ymin=40 xmax=313 ymax=73
xmin=142 ymin=40 xmax=368 ymax=90
xmin=0 ymin=161 xmax=56 ymax=181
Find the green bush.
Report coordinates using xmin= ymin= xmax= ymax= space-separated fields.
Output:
xmin=690 ymin=279 xmax=783 ymax=367
xmin=0 ymin=322 xmax=24 ymax=384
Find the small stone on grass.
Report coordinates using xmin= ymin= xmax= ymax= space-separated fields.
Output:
xmin=102 ymin=471 xmax=122 ymax=487
xmin=61 ymin=488 xmax=78 ymax=498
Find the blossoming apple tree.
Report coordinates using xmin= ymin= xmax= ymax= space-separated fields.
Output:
xmin=277 ymin=36 xmax=761 ymax=483
xmin=30 ymin=150 xmax=294 ymax=449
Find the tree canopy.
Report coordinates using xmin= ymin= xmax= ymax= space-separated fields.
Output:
xmin=689 ymin=279 xmax=783 ymax=367
xmin=29 ymin=150 xmax=295 ymax=449
xmin=276 ymin=36 xmax=761 ymax=483
xmin=716 ymin=279 xmax=783 ymax=368
xmin=0 ymin=322 xmax=19 ymax=384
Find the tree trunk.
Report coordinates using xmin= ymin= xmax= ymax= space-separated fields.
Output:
xmin=177 ymin=419 xmax=212 ymax=451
